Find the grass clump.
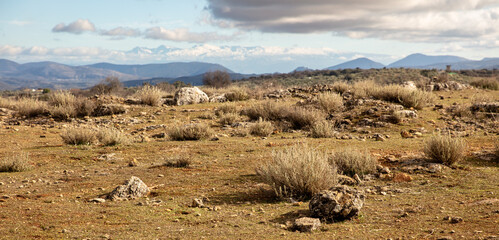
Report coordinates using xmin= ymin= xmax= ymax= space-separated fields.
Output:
xmin=225 ymin=88 xmax=250 ymax=101
xmin=218 ymin=112 xmax=240 ymax=125
xmin=424 ymin=135 xmax=466 ymax=166
xmin=470 ymin=78 xmax=499 ymax=90
xmin=168 ymin=123 xmax=213 ymax=141
xmin=14 ymin=98 xmax=48 ymax=118
xmin=0 ymin=152 xmax=32 ymax=172
xmin=215 ymin=103 xmax=238 ymax=116
xmin=96 ymin=127 xmax=129 ymax=146
xmin=136 ymin=85 xmax=164 ymax=106
xmin=243 ymin=102 xmax=324 ymax=130
xmin=286 ymin=107 xmax=324 ymax=130
xmin=60 ymin=127 xmax=96 ymax=145
xmin=256 ymin=144 xmax=337 ymax=199
xmin=250 ymin=118 xmax=273 ymax=137
xmin=164 ymin=157 xmax=191 ymax=168
xmin=310 ymin=120 xmax=337 ymax=138
xmin=316 ymin=92 xmax=344 ymax=113
xmin=329 ymin=149 xmax=376 ymax=177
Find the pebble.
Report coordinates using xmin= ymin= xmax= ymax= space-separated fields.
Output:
xmin=90 ymin=198 xmax=106 ymax=203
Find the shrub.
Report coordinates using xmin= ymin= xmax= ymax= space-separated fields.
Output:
xmin=330 ymin=81 xmax=350 ymax=94
xmin=286 ymin=107 xmax=324 ymax=130
xmin=250 ymin=118 xmax=273 ymax=137
xmin=60 ymin=127 xmax=96 ymax=145
xmin=74 ymin=98 xmax=97 ymax=117
xmin=256 ymin=144 xmax=337 ymax=199
xmin=215 ymin=103 xmax=238 ymax=117
xmin=0 ymin=97 xmax=15 ymax=109
xmin=310 ymin=120 xmax=337 ymax=138
xmin=168 ymin=123 xmax=213 ymax=141
xmin=50 ymin=105 xmax=76 ymax=120
xmin=424 ymin=135 xmax=466 ymax=166
xmin=470 ymin=78 xmax=499 ymax=90
xmin=397 ymin=89 xmax=435 ymax=110
xmin=14 ymin=98 xmax=48 ymax=118
xmin=242 ymin=102 xmax=288 ymax=121
xmin=218 ymin=112 xmax=239 ymax=125
xmin=203 ymin=70 xmax=232 ymax=89
xmin=0 ymin=152 xmax=32 ymax=172
xmin=225 ymin=88 xmax=250 ymax=101
xmin=316 ymin=92 xmax=344 ymax=113
xmin=96 ymin=127 xmax=129 ymax=146
xmin=88 ymin=76 xmax=124 ymax=96
xmin=329 ymin=149 xmax=376 ymax=177
xmin=136 ymin=85 xmax=164 ymax=106
xmin=164 ymin=157 xmax=191 ymax=168
xmin=48 ymin=90 xmax=76 ymax=107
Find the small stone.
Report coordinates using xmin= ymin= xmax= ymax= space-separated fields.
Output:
xmin=90 ymin=198 xmax=106 ymax=203
xmin=450 ymin=217 xmax=463 ymax=224
xmin=158 ymin=174 xmax=164 ymax=177
xmin=191 ymin=198 xmax=205 ymax=208
xmin=292 ymin=217 xmax=321 ymax=232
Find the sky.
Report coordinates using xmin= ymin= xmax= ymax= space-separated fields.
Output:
xmin=1 ymin=0 xmax=499 ymax=73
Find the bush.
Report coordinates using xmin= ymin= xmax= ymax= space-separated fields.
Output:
xmin=286 ymin=107 xmax=324 ymax=130
xmin=243 ymin=102 xmax=324 ymax=130
xmin=50 ymin=105 xmax=76 ymax=120
xmin=168 ymin=123 xmax=213 ymax=141
xmin=0 ymin=152 xmax=32 ymax=172
xmin=225 ymin=88 xmax=250 ymax=101
xmin=218 ymin=112 xmax=239 ymax=125
xmin=316 ymin=92 xmax=344 ymax=113
xmin=256 ymin=144 xmax=337 ymax=199
xmin=136 ymin=85 xmax=164 ymax=106
xmin=250 ymin=118 xmax=273 ymax=137
xmin=14 ymin=98 xmax=48 ymax=118
xmin=215 ymin=103 xmax=238 ymax=117
xmin=48 ymin=90 xmax=76 ymax=107
xmin=424 ymin=135 xmax=466 ymax=166
xmin=203 ymin=70 xmax=232 ymax=89
xmin=60 ymin=127 xmax=96 ymax=145
xmin=97 ymin=127 xmax=129 ymax=146
xmin=329 ymin=150 xmax=376 ymax=177
xmin=0 ymin=97 xmax=15 ymax=109
xmin=470 ymin=78 xmax=499 ymax=90
xmin=74 ymin=98 xmax=97 ymax=117
xmin=310 ymin=120 xmax=337 ymax=138
xmin=89 ymin=76 xmax=124 ymax=96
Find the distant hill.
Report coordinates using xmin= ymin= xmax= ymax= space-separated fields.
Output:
xmin=388 ymin=53 xmax=468 ymax=68
xmin=292 ymin=66 xmax=313 ymax=72
xmin=421 ymin=58 xmax=499 ymax=70
xmin=326 ymin=58 xmax=385 ymax=70
xmin=122 ymin=73 xmax=256 ymax=87
xmin=0 ymin=59 xmax=236 ymax=90
xmin=87 ymin=62 xmax=233 ymax=78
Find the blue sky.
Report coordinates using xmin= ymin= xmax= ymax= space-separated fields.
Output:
xmin=1 ymin=0 xmax=498 ymax=73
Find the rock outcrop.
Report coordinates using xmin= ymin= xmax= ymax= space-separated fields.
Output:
xmin=309 ymin=185 xmax=365 ymax=222
xmin=108 ymin=176 xmax=150 ymax=201
xmin=174 ymin=87 xmax=209 ymax=106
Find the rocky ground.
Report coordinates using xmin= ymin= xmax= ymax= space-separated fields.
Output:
xmin=0 ymin=83 xmax=498 ymax=239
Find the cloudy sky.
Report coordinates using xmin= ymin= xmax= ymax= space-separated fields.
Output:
xmin=1 ymin=0 xmax=498 ymax=73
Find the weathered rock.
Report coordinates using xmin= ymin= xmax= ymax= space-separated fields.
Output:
xmin=402 ymin=81 xmax=417 ymax=90
xmin=191 ymin=198 xmax=205 ymax=208
xmin=89 ymin=198 xmax=106 ymax=203
xmin=108 ymin=176 xmax=150 ymax=201
xmin=400 ymin=130 xmax=413 ymax=138
xmin=397 ymin=110 xmax=418 ymax=118
xmin=174 ymin=87 xmax=209 ymax=106
xmin=291 ymin=217 xmax=321 ymax=232
xmin=309 ymin=186 xmax=365 ymax=222
xmin=338 ymin=175 xmax=357 ymax=186
xmin=209 ymin=94 xmax=227 ymax=103
xmin=392 ymin=173 xmax=413 ymax=182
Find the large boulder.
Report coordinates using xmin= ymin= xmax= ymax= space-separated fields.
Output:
xmin=309 ymin=185 xmax=365 ymax=222
xmin=174 ymin=87 xmax=209 ymax=106
xmin=108 ymin=176 xmax=150 ymax=201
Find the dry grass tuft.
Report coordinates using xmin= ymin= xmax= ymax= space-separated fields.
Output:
xmin=329 ymin=149 xmax=376 ymax=177
xmin=225 ymin=87 xmax=250 ymax=101
xmin=470 ymin=78 xmax=499 ymax=90
xmin=60 ymin=127 xmax=96 ymax=145
xmin=286 ymin=107 xmax=324 ymax=130
xmin=14 ymin=98 xmax=48 ymax=118
xmin=310 ymin=120 xmax=337 ymax=138
xmin=243 ymin=102 xmax=324 ymax=130
xmin=215 ymin=103 xmax=238 ymax=116
xmin=48 ymin=90 xmax=76 ymax=107
xmin=256 ymin=144 xmax=337 ymax=199
xmin=164 ymin=157 xmax=191 ymax=168
xmin=316 ymin=92 xmax=344 ymax=113
xmin=218 ymin=112 xmax=240 ymax=125
xmin=168 ymin=123 xmax=213 ymax=141
xmin=0 ymin=152 xmax=32 ymax=172
xmin=136 ymin=85 xmax=164 ymax=106
xmin=0 ymin=97 xmax=15 ymax=109
xmin=97 ymin=127 xmax=129 ymax=146
xmin=424 ymin=135 xmax=466 ymax=166
xmin=250 ymin=118 xmax=273 ymax=137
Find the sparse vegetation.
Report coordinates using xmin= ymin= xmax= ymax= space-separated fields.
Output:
xmin=0 ymin=152 xmax=32 ymax=172
xmin=470 ymin=78 xmax=499 ymax=90
xmin=168 ymin=123 xmax=213 ymax=141
xmin=329 ymin=149 xmax=376 ymax=177
xmin=249 ymin=118 xmax=273 ymax=137
xmin=310 ymin=120 xmax=337 ymax=138
xmin=164 ymin=157 xmax=191 ymax=168
xmin=14 ymin=98 xmax=48 ymax=117
xmin=256 ymin=144 xmax=337 ymax=199
xmin=60 ymin=127 xmax=96 ymax=145
xmin=215 ymin=103 xmax=238 ymax=116
xmin=316 ymin=92 xmax=344 ymax=113
xmin=218 ymin=112 xmax=239 ymax=125
xmin=424 ymin=135 xmax=466 ymax=166
xmin=96 ymin=127 xmax=129 ymax=146
xmin=136 ymin=85 xmax=164 ymax=106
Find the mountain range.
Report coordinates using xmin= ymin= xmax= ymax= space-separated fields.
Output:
xmin=1 ymin=53 xmax=498 ymax=90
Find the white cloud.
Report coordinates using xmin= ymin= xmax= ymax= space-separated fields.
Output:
xmin=52 ymin=19 xmax=96 ymax=34
xmin=100 ymin=27 xmax=141 ymax=37
xmin=0 ymin=45 xmax=24 ymax=55
xmin=206 ymin=0 xmax=499 ymax=45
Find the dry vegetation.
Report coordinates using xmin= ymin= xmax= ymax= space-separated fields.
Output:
xmin=0 ymin=69 xmax=498 ymax=239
